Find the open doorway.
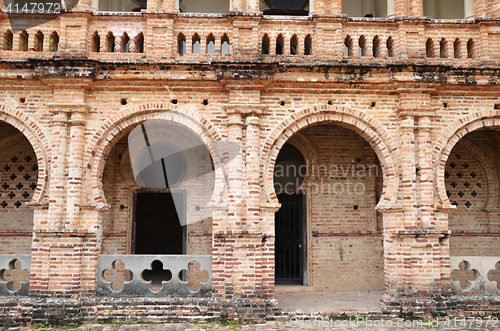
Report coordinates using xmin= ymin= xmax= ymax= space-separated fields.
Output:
xmin=132 ymin=190 xmax=186 ymax=255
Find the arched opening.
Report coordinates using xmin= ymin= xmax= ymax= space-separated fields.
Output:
xmin=206 ymin=34 xmax=215 ymax=54
xmin=3 ymin=30 xmax=13 ymax=51
xmin=192 ymin=34 xmax=201 ymax=54
xmin=276 ymin=34 xmax=284 ymax=55
xmin=106 ymin=32 xmax=115 ymax=53
xmin=454 ymin=38 xmax=461 ymax=58
xmin=273 ymin=124 xmax=384 ymax=310
xmin=426 ymin=38 xmax=434 ymax=58
xmin=100 ymin=121 xmax=215 ymax=257
xmin=467 ymin=38 xmax=474 ymax=58
xmin=19 ymin=30 xmax=28 ymax=52
xmin=92 ymin=32 xmax=100 ymax=53
xmin=177 ymin=33 xmax=186 ymax=56
xmin=262 ymin=34 xmax=270 ymax=55
xmin=178 ymin=0 xmax=229 ymax=13
xmin=304 ymin=34 xmax=312 ymax=55
xmin=34 ymin=31 xmax=43 ymax=52
xmin=135 ymin=32 xmax=144 ymax=53
xmin=49 ymin=32 xmax=59 ymax=52
xmin=445 ymin=127 xmax=500 ymax=295
xmin=0 ymin=122 xmax=39 ymax=255
xmin=290 ymin=34 xmax=298 ymax=55
xmin=386 ymin=36 xmax=394 ymax=57
xmin=221 ymin=34 xmax=230 ymax=54
xmin=342 ymin=0 xmax=388 ymax=17
xmin=423 ymin=0 xmax=466 ymax=19
xmin=260 ymin=0 xmax=309 ymax=15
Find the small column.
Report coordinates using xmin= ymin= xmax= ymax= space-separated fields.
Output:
xmin=417 ymin=116 xmax=435 ymax=229
xmin=399 ymin=114 xmax=418 ymax=229
xmin=147 ymin=0 xmax=160 ymax=10
xmin=46 ymin=109 xmax=69 ymax=229
xmin=473 ymin=0 xmax=488 ymax=17
xmin=77 ymin=0 xmax=91 ymax=9
xmin=464 ymin=0 xmax=475 ymax=18
xmin=245 ymin=113 xmax=263 ymax=230
xmin=330 ymin=0 xmax=342 ymax=14
xmin=394 ymin=0 xmax=409 ymax=16
xmin=387 ymin=0 xmax=395 ymax=17
xmin=226 ymin=110 xmax=245 ymax=228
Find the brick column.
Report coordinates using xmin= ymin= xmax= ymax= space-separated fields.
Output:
xmin=398 ymin=114 xmax=418 ymax=229
xmin=417 ymin=116 xmax=435 ymax=228
xmin=410 ymin=0 xmax=423 ymax=16
xmin=394 ymin=0 xmax=409 ymax=16
xmin=160 ymin=0 xmax=175 ymax=10
xmin=474 ymin=0 xmax=488 ymax=17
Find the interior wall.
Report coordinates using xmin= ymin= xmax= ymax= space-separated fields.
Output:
xmin=0 ymin=133 xmax=37 ymax=254
xmin=297 ymin=125 xmax=384 ymax=291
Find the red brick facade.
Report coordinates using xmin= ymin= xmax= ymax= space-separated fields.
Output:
xmin=0 ymin=0 xmax=499 ymax=324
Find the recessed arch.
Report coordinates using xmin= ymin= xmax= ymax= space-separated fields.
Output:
xmin=86 ymin=104 xmax=225 ymax=209
xmin=262 ymin=104 xmax=399 ymax=206
xmin=435 ymin=109 xmax=500 ymax=208
xmin=0 ymin=104 xmax=49 ymax=204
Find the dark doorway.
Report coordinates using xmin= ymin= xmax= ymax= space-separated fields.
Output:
xmin=275 ymin=193 xmax=305 ymax=285
xmin=132 ymin=190 xmax=185 ymax=254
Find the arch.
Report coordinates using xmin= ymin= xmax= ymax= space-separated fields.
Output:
xmin=344 ymin=35 xmax=353 ymax=57
xmin=0 ymin=104 xmax=49 ymax=204
xmin=91 ymin=31 xmax=100 ymax=53
xmin=192 ymin=33 xmax=201 ymax=54
xmin=3 ymin=30 xmax=13 ymax=51
xmin=284 ymin=133 xmax=319 ymax=188
xmin=435 ymin=109 xmax=500 ymax=208
xmin=290 ymin=34 xmax=298 ymax=55
xmin=276 ymin=34 xmax=284 ymax=55
xmin=262 ymin=105 xmax=399 ymax=206
xmin=221 ymin=33 xmax=230 ymax=54
xmin=386 ymin=36 xmax=394 ymax=57
xmin=49 ymin=31 xmax=59 ymax=52
xmin=262 ymin=34 xmax=270 ymax=55
xmin=177 ymin=33 xmax=186 ymax=56
xmin=206 ymin=33 xmax=215 ymax=54
xmin=34 ymin=31 xmax=43 ymax=52
xmin=19 ymin=30 xmax=28 ymax=52
xmin=106 ymin=32 xmax=115 ymax=52
xmin=86 ymin=104 xmax=225 ymax=209
xmin=304 ymin=34 xmax=312 ymax=56
xmin=135 ymin=32 xmax=144 ymax=53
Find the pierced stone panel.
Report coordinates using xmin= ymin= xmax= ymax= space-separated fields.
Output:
xmin=97 ymin=255 xmax=211 ymax=297
xmin=0 ymin=255 xmax=30 ymax=296
xmin=450 ymin=256 xmax=500 ymax=295
xmin=445 ymin=151 xmax=486 ymax=209
xmin=0 ymin=137 xmax=38 ymax=232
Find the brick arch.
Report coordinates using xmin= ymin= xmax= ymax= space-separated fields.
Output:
xmin=285 ymin=133 xmax=319 ymax=188
xmin=262 ymin=105 xmax=399 ymax=206
xmin=0 ymin=104 xmax=48 ymax=204
xmin=435 ymin=109 xmax=500 ymax=208
xmin=86 ymin=104 xmax=225 ymax=209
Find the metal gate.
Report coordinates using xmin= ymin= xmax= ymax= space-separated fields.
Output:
xmin=275 ymin=193 xmax=304 ymax=285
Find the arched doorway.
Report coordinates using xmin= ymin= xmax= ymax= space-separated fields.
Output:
xmin=273 ymin=123 xmax=384 ymax=311
xmin=445 ymin=127 xmax=500 ymax=295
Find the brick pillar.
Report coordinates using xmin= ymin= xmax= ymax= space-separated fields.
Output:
xmin=147 ymin=0 xmax=160 ymax=10
xmin=474 ymin=0 xmax=488 ymax=17
xmin=331 ymin=0 xmax=342 ymax=14
xmin=493 ymin=0 xmax=500 ymax=16
xmin=245 ymin=114 xmax=262 ymax=230
xmin=417 ymin=116 xmax=435 ymax=228
xmin=226 ymin=110 xmax=244 ymax=228
xmin=394 ymin=0 xmax=409 ymax=16
xmin=399 ymin=114 xmax=418 ymax=229
xmin=160 ymin=0 xmax=175 ymax=10
xmin=410 ymin=0 xmax=422 ymax=16
xmin=65 ymin=108 xmax=88 ymax=229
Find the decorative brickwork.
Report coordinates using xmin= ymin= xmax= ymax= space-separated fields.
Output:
xmin=0 ymin=0 xmax=500 ymax=325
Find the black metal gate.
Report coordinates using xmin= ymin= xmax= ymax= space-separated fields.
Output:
xmin=275 ymin=193 xmax=304 ymax=285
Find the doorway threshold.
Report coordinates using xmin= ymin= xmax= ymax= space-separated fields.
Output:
xmin=275 ymin=285 xmax=314 ymax=294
